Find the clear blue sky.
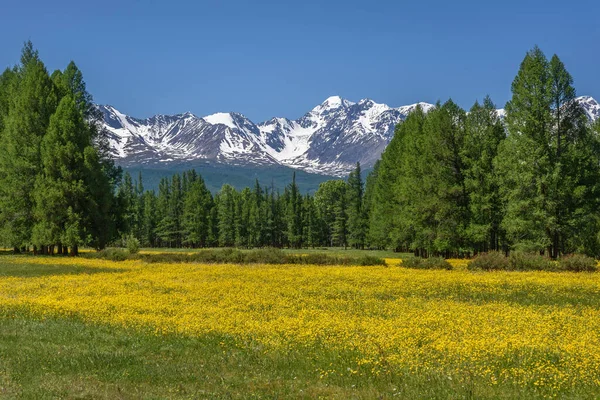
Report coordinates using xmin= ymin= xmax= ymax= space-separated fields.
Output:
xmin=1 ymin=0 xmax=598 ymax=122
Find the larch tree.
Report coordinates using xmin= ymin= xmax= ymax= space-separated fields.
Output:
xmin=497 ymin=46 xmax=600 ymax=257
xmin=0 ymin=42 xmax=57 ymax=251
xmin=463 ymin=96 xmax=506 ymax=252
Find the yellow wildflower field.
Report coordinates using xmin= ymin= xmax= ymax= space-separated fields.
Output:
xmin=1 ymin=255 xmax=599 ymax=395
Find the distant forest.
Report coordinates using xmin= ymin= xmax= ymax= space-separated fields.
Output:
xmin=1 ymin=43 xmax=600 ymax=258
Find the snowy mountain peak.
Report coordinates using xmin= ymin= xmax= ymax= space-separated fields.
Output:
xmin=203 ymin=112 xmax=237 ymax=129
xmin=98 ymin=96 xmax=599 ymax=177
xmin=312 ymin=96 xmax=355 ymax=113
xmin=577 ymin=95 xmax=600 ymax=121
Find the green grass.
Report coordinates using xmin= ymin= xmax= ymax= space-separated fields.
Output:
xmin=2 ymin=308 xmax=593 ymax=399
xmin=1 ymin=252 xmax=598 ymax=399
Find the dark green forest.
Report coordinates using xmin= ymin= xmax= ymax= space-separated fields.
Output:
xmin=1 ymin=43 xmax=600 ymax=258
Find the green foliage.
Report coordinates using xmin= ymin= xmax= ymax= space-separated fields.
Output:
xmin=347 ymin=162 xmax=367 ymax=249
xmin=508 ymin=252 xmax=555 ymax=271
xmin=557 ymin=254 xmax=597 ymax=272
xmin=1 ymin=42 xmax=600 ymax=261
xmin=314 ymin=180 xmax=348 ymax=247
xmin=497 ymin=47 xmax=600 ymax=258
xmin=92 ymin=248 xmax=386 ymax=266
xmin=126 ymin=235 xmax=140 ymax=255
xmin=84 ymin=248 xmax=131 ymax=261
xmin=463 ymin=97 xmax=506 ymax=252
xmin=468 ymin=251 xmax=570 ymax=272
xmin=467 ymin=252 xmax=510 ymax=271
xmin=401 ymin=257 xmax=453 ymax=270
xmin=0 ymin=42 xmax=118 ymax=253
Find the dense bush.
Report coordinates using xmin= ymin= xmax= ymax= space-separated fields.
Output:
xmin=468 ymin=252 xmax=510 ymax=271
xmin=401 ymin=257 xmax=452 ymax=270
xmin=84 ymin=248 xmax=131 ymax=262
xmin=558 ymin=254 xmax=597 ymax=272
xmin=508 ymin=252 xmax=555 ymax=271
xmin=468 ymin=251 xmax=556 ymax=271
xmin=94 ymin=248 xmax=387 ymax=266
xmin=126 ymin=236 xmax=140 ymax=255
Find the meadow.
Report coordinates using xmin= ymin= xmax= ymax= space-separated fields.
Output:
xmin=0 ymin=253 xmax=599 ymax=399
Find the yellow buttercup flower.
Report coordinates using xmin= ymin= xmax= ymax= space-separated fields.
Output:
xmin=0 ymin=255 xmax=599 ymax=394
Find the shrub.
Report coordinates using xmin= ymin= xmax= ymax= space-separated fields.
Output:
xmin=508 ymin=252 xmax=555 ymax=271
xmin=468 ymin=252 xmax=510 ymax=271
xmin=136 ymin=249 xmax=386 ymax=266
xmin=354 ymin=255 xmax=387 ymax=266
xmin=401 ymin=257 xmax=452 ymax=270
xmin=85 ymin=248 xmax=131 ymax=262
xmin=558 ymin=254 xmax=597 ymax=272
xmin=126 ymin=236 xmax=140 ymax=255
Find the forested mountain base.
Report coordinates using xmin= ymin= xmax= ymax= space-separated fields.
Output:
xmin=1 ymin=43 xmax=600 ymax=258
xmin=116 ymin=167 xmax=365 ymax=249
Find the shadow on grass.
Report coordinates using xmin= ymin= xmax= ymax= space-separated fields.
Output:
xmin=0 ymin=309 xmax=593 ymax=399
xmin=0 ymin=263 xmax=127 ymax=278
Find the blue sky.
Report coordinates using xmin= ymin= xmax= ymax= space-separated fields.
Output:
xmin=1 ymin=0 xmax=598 ymax=121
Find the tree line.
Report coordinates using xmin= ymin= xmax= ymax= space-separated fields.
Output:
xmin=2 ymin=43 xmax=600 ymax=258
xmin=116 ymin=166 xmax=366 ymax=249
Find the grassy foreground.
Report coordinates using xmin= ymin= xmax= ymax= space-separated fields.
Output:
xmin=0 ymin=255 xmax=599 ymax=399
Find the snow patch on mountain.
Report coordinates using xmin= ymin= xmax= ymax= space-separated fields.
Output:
xmin=98 ymin=95 xmax=599 ymax=177
xmin=578 ymin=96 xmax=600 ymax=122
xmin=203 ymin=112 xmax=236 ymax=129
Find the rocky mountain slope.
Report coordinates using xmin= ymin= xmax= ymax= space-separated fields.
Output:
xmin=98 ymin=95 xmax=598 ymax=177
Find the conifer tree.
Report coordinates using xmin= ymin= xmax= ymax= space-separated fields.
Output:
xmin=363 ymin=160 xmax=379 ymax=239
xmin=217 ymin=184 xmax=237 ymax=247
xmin=332 ymin=187 xmax=348 ymax=248
xmin=0 ymin=42 xmax=57 ymax=251
xmin=314 ymin=180 xmax=347 ymax=246
xmin=347 ymin=162 xmax=366 ymax=249
xmin=497 ymin=47 xmax=599 ymax=257
xmin=182 ymin=175 xmax=212 ymax=247
xmin=0 ymin=67 xmax=17 ymax=133
xmin=235 ymin=187 xmax=252 ymax=247
xmin=117 ymin=172 xmax=136 ymax=238
xmin=286 ymin=173 xmax=303 ymax=248
xmin=141 ymin=190 xmax=158 ymax=247
xmin=32 ymin=95 xmax=91 ymax=254
xmin=464 ymin=97 xmax=506 ymax=252
xmin=369 ymin=107 xmax=427 ymax=252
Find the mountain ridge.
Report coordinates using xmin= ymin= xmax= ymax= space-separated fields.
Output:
xmin=98 ymin=95 xmax=599 ymax=177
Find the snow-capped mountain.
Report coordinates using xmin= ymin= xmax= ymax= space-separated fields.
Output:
xmin=578 ymin=96 xmax=600 ymax=121
xmin=98 ymin=95 xmax=598 ymax=177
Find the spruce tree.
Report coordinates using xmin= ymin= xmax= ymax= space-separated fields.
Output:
xmin=182 ymin=175 xmax=212 ymax=247
xmin=286 ymin=173 xmax=303 ymax=248
xmin=217 ymin=184 xmax=237 ymax=247
xmin=314 ymin=180 xmax=347 ymax=246
xmin=117 ymin=172 xmax=136 ymax=239
xmin=332 ymin=187 xmax=348 ymax=248
xmin=347 ymin=162 xmax=366 ymax=249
